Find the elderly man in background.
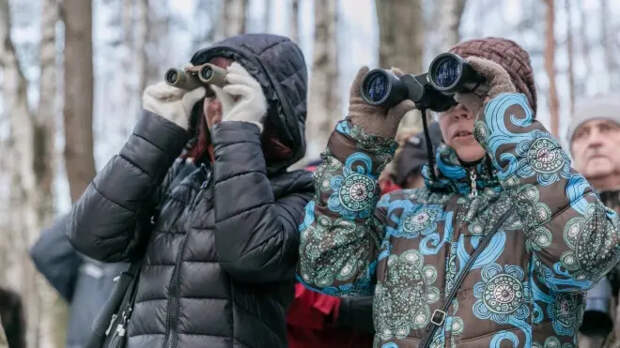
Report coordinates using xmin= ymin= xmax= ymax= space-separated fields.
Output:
xmin=568 ymin=95 xmax=620 ymax=348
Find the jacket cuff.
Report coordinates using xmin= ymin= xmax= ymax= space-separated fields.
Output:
xmin=211 ymin=120 xmax=262 ymax=146
xmin=327 ymin=119 xmax=397 ymax=176
xmin=211 ymin=121 xmax=266 ymax=180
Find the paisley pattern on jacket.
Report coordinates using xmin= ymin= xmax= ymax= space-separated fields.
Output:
xmin=298 ymin=93 xmax=620 ymax=348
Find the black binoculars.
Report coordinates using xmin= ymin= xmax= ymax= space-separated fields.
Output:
xmin=360 ymin=53 xmax=485 ymax=111
xmin=165 ymin=63 xmax=227 ymax=90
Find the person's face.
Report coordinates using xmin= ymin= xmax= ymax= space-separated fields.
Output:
xmin=571 ymin=119 xmax=620 ymax=179
xmin=202 ymin=57 xmax=233 ymax=129
xmin=438 ymin=103 xmax=486 ymax=163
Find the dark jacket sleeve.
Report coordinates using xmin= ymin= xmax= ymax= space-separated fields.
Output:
xmin=212 ymin=121 xmax=311 ymax=283
xmin=30 ymin=213 xmax=81 ymax=301
xmin=67 ymin=112 xmax=190 ymax=262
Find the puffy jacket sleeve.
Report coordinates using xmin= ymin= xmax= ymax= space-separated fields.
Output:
xmin=68 ymin=112 xmax=190 ymax=262
xmin=476 ymin=93 xmax=620 ymax=292
xmin=297 ymin=119 xmax=397 ymax=296
xmin=212 ymin=121 xmax=312 ymax=283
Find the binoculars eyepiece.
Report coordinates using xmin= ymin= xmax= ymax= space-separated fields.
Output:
xmin=360 ymin=53 xmax=485 ymax=112
xmin=165 ymin=63 xmax=228 ymax=90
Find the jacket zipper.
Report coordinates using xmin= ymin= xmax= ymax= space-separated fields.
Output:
xmin=464 ymin=168 xmax=480 ymax=223
xmin=165 ymin=233 xmax=189 ymax=348
xmin=165 ymin=166 xmax=212 ymax=348
xmin=468 ymin=168 xmax=478 ymax=198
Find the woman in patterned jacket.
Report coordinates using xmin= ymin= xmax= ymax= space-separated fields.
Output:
xmin=298 ymin=37 xmax=620 ymax=347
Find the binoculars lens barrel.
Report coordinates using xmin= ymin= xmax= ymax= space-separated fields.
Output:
xmin=164 ymin=63 xmax=228 ymax=90
xmin=360 ymin=69 xmax=408 ymax=107
xmin=198 ymin=64 xmax=227 ymax=86
xmin=428 ymin=53 xmax=485 ymax=93
xmin=360 ymin=53 xmax=482 ymax=111
xmin=360 ymin=69 xmax=456 ymax=111
xmin=165 ymin=68 xmax=202 ymax=90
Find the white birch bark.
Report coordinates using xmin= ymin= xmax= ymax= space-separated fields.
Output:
xmin=37 ymin=0 xmax=67 ymax=346
xmin=306 ymin=0 xmax=340 ymax=160
xmin=216 ymin=0 xmax=249 ymax=40
xmin=376 ymin=0 xmax=424 ymax=132
xmin=62 ymin=0 xmax=96 ymax=202
xmin=0 ymin=0 xmax=50 ymax=346
xmin=290 ymin=0 xmax=300 ymax=43
xmin=437 ymin=0 xmax=467 ymax=51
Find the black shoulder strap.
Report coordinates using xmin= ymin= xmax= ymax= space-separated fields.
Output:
xmin=419 ymin=209 xmax=513 ymax=348
xmin=86 ymin=260 xmax=143 ymax=348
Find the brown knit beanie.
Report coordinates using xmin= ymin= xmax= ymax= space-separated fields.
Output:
xmin=449 ymin=37 xmax=537 ymax=114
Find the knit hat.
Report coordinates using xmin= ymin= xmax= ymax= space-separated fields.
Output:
xmin=567 ymin=94 xmax=620 ymax=144
xmin=394 ymin=122 xmax=443 ymax=187
xmin=450 ymin=37 xmax=537 ymax=114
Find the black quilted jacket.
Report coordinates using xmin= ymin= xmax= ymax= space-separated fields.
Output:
xmin=68 ymin=34 xmax=312 ymax=348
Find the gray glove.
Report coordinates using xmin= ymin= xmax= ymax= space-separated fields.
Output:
xmin=142 ymin=81 xmax=206 ymax=130
xmin=347 ymin=66 xmax=416 ymax=138
xmin=211 ymin=62 xmax=267 ymax=132
xmin=454 ymin=56 xmax=516 ymax=119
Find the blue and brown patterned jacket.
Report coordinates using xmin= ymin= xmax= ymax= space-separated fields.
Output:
xmin=298 ymin=93 xmax=620 ymax=347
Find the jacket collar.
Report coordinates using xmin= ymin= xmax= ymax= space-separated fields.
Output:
xmin=422 ymin=144 xmax=501 ymax=196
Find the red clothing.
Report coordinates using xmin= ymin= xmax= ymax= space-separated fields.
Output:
xmin=379 ymin=177 xmax=401 ymax=195
xmin=286 ymin=284 xmax=373 ymax=348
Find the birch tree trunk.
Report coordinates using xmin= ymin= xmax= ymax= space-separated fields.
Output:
xmin=376 ymin=0 xmax=424 ymax=131
xmin=136 ymin=0 xmax=149 ymax=96
xmin=118 ymin=0 xmax=137 ymax=136
xmin=38 ymin=1 xmax=69 ymax=346
xmin=0 ymin=0 xmax=53 ymax=346
xmin=216 ymin=0 xmax=248 ymax=40
xmin=62 ymin=0 xmax=96 ymax=202
xmin=264 ymin=0 xmax=273 ymax=32
xmin=290 ymin=0 xmax=300 ymax=43
xmin=577 ymin=0 xmax=593 ymax=95
xmin=437 ymin=0 xmax=467 ymax=51
xmin=119 ymin=0 xmax=149 ymax=133
xmin=36 ymin=0 xmax=67 ymax=346
xmin=600 ymin=0 xmax=618 ymax=89
xmin=543 ymin=0 xmax=559 ymax=137
xmin=376 ymin=0 xmax=423 ymax=76
xmin=121 ymin=0 xmax=135 ymax=130
xmin=375 ymin=0 xmax=425 ymax=133
xmin=565 ymin=0 xmax=575 ymax=115
xmin=306 ymin=0 xmax=339 ymax=159
xmin=37 ymin=0 xmax=58 ymax=233
xmin=192 ymin=0 xmax=217 ymax=46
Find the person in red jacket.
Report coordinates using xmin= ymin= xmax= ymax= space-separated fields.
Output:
xmin=287 ymin=283 xmax=374 ymax=348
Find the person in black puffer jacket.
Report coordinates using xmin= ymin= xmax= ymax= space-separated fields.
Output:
xmin=67 ymin=33 xmax=313 ymax=348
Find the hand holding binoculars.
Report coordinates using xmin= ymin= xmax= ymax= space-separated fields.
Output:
xmin=361 ymin=53 xmax=485 ymax=112
xmin=165 ymin=63 xmax=228 ymax=90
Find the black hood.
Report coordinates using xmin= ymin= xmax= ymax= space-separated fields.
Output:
xmin=190 ymin=33 xmax=308 ymax=173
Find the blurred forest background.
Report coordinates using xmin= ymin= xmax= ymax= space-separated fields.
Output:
xmin=1 ymin=0 xmax=620 ymax=346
